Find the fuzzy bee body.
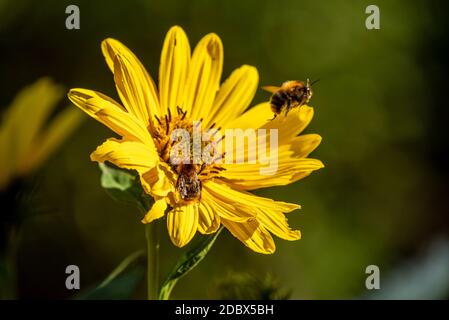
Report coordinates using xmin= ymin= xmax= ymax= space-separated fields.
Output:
xmin=263 ymin=79 xmax=314 ymax=120
xmin=175 ymin=163 xmax=202 ymax=202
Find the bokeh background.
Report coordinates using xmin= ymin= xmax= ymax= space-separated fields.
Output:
xmin=1 ymin=0 xmax=448 ymax=299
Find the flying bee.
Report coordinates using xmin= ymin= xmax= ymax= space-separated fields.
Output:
xmin=262 ymin=79 xmax=317 ymax=120
xmin=175 ymin=163 xmax=202 ymax=202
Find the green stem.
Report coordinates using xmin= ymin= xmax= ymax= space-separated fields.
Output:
xmin=0 ymin=251 xmax=17 ymax=299
xmin=0 ymin=227 xmax=19 ymax=299
xmin=145 ymin=221 xmax=160 ymax=300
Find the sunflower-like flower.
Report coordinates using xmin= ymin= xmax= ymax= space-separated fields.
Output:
xmin=68 ymin=26 xmax=323 ymax=254
xmin=0 ymin=78 xmax=82 ymax=191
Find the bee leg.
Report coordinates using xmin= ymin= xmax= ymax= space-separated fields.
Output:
xmin=269 ymin=113 xmax=277 ymax=121
xmin=198 ymin=162 xmax=206 ymax=174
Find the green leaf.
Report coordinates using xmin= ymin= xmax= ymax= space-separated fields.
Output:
xmin=74 ymin=250 xmax=145 ymax=300
xmin=159 ymin=227 xmax=223 ymax=300
xmin=99 ymin=163 xmax=152 ymax=211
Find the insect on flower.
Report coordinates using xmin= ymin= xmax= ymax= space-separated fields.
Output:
xmin=175 ymin=163 xmax=202 ymax=202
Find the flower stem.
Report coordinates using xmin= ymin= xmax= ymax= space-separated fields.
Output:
xmin=145 ymin=221 xmax=160 ymax=300
xmin=0 ymin=248 xmax=18 ymax=299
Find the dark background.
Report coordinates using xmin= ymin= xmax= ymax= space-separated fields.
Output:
xmin=0 ymin=0 xmax=448 ymax=299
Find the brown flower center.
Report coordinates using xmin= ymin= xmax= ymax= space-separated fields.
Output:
xmin=151 ymin=107 xmax=225 ymax=202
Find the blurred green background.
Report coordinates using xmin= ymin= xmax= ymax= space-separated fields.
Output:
xmin=1 ymin=0 xmax=448 ymax=299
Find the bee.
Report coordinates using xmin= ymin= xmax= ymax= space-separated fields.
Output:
xmin=175 ymin=163 xmax=202 ymax=202
xmin=263 ymin=79 xmax=316 ymax=120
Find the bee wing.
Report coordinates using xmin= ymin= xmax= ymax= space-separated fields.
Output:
xmin=261 ymin=85 xmax=280 ymax=93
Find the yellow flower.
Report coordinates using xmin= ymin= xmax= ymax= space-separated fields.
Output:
xmin=68 ymin=26 xmax=323 ymax=254
xmin=0 ymin=78 xmax=83 ymax=191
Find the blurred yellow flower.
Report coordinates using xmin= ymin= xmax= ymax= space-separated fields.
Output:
xmin=0 ymin=78 xmax=83 ymax=190
xmin=68 ymin=26 xmax=323 ymax=254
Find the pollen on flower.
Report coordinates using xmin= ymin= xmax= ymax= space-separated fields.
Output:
xmin=151 ymin=107 xmax=226 ymax=203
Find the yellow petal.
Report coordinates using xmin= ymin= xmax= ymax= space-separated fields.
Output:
xmin=292 ymin=171 xmax=312 ymax=181
xmin=184 ymin=33 xmax=223 ymax=120
xmin=68 ymin=89 xmax=152 ymax=144
xmin=198 ymin=200 xmax=220 ymax=234
xmin=159 ymin=26 xmax=191 ymax=115
xmin=220 ymin=106 xmax=323 ymax=190
xmin=202 ymin=184 xmax=254 ymax=222
xmin=290 ymin=134 xmax=322 ymax=158
xmin=101 ymin=38 xmax=160 ymax=119
xmin=140 ymin=163 xmax=176 ymax=198
xmin=141 ymin=198 xmax=167 ymax=224
xmin=205 ymin=181 xmax=300 ymax=241
xmin=205 ymin=180 xmax=300 ymax=212
xmin=17 ymin=107 xmax=83 ymax=175
xmin=206 ymin=65 xmax=258 ymax=128
xmin=167 ymin=204 xmax=198 ymax=247
xmin=90 ymin=138 xmax=158 ymax=173
xmin=113 ymin=55 xmax=152 ymax=126
xmin=222 ymin=157 xmax=324 ymax=190
xmin=227 ymin=104 xmax=315 ymax=144
xmin=252 ymin=208 xmax=301 ymax=241
xmin=263 ymin=105 xmax=315 ymax=145
xmin=221 ymin=218 xmax=275 ymax=254
xmin=226 ymin=102 xmax=272 ymax=129
xmin=3 ymin=78 xmax=63 ymax=177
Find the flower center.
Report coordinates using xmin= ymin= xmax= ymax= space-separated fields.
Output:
xmin=151 ymin=107 xmax=225 ymax=202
